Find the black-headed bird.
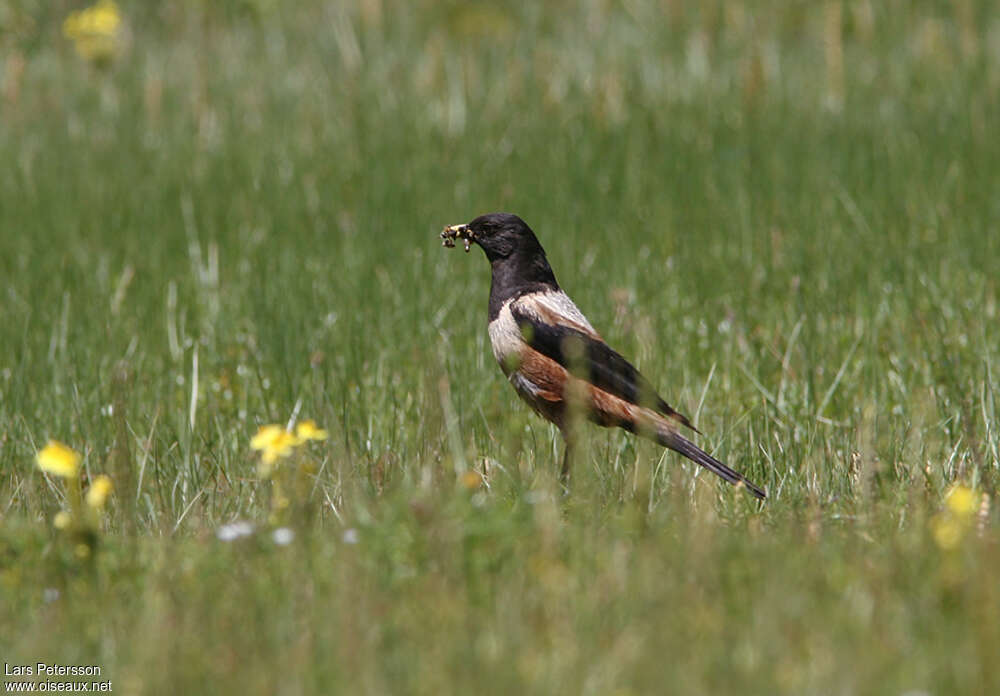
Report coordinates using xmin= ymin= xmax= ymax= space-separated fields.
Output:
xmin=441 ymin=212 xmax=766 ymax=499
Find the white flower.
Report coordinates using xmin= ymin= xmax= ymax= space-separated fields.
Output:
xmin=272 ymin=527 xmax=295 ymax=546
xmin=216 ymin=521 xmax=254 ymax=542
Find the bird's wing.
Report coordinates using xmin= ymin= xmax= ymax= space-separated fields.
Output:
xmin=521 ymin=290 xmax=603 ymax=340
xmin=510 ymin=294 xmax=698 ymax=433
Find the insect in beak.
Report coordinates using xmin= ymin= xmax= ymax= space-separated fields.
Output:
xmin=441 ymin=224 xmax=474 ymax=252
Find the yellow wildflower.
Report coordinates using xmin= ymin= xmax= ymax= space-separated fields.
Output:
xmin=36 ymin=441 xmax=81 ymax=479
xmin=931 ymin=515 xmax=963 ymax=551
xmin=930 ymin=484 xmax=980 ymax=551
xmin=250 ymin=424 xmax=284 ymax=450
xmin=250 ymin=424 xmax=301 ymax=464
xmin=53 ymin=511 xmax=72 ymax=530
xmin=85 ymin=474 xmax=113 ymax=509
xmin=295 ymin=419 xmax=329 ymax=441
xmin=62 ymin=0 xmax=122 ymax=63
xmin=460 ymin=470 xmax=482 ymax=490
xmin=261 ymin=431 xmax=300 ymax=464
xmin=945 ymin=485 xmax=977 ymax=518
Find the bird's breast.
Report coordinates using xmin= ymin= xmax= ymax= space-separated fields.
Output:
xmin=487 ymin=301 xmax=524 ymax=375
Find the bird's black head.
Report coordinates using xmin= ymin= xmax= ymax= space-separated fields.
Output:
xmin=441 ymin=212 xmax=560 ymax=318
xmin=442 ymin=212 xmax=545 ymax=263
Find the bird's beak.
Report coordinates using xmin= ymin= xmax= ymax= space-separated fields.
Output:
xmin=440 ymin=223 xmax=474 ymax=252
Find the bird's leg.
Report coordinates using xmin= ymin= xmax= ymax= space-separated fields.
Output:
xmin=560 ymin=433 xmax=574 ymax=495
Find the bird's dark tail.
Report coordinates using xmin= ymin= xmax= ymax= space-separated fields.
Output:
xmin=657 ymin=430 xmax=767 ymax=500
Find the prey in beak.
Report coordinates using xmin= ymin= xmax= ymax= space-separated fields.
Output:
xmin=441 ymin=224 xmax=474 ymax=252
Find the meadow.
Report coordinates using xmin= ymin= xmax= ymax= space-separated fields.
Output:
xmin=2 ymin=1 xmax=999 ymax=693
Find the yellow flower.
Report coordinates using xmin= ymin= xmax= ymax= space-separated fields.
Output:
xmin=460 ymin=470 xmax=482 ymax=490
xmin=295 ymin=419 xmax=329 ymax=441
xmin=62 ymin=0 xmax=122 ymax=63
xmin=53 ymin=511 xmax=72 ymax=530
xmin=85 ymin=475 xmax=113 ymax=509
xmin=931 ymin=515 xmax=964 ymax=551
xmin=930 ymin=484 xmax=980 ymax=551
xmin=250 ymin=424 xmax=284 ymax=450
xmin=36 ymin=441 xmax=81 ymax=479
xmin=250 ymin=424 xmax=301 ymax=464
xmin=945 ymin=485 xmax=977 ymax=518
xmin=64 ymin=0 xmax=121 ymax=36
xmin=262 ymin=431 xmax=300 ymax=463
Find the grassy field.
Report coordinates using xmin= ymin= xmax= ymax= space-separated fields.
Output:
xmin=2 ymin=1 xmax=999 ymax=693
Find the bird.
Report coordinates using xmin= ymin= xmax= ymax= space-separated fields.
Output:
xmin=440 ymin=212 xmax=766 ymax=500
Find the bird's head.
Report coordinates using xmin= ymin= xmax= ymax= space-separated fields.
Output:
xmin=441 ymin=212 xmax=544 ymax=263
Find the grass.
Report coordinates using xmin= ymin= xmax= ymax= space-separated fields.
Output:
xmin=2 ymin=0 xmax=999 ymax=693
